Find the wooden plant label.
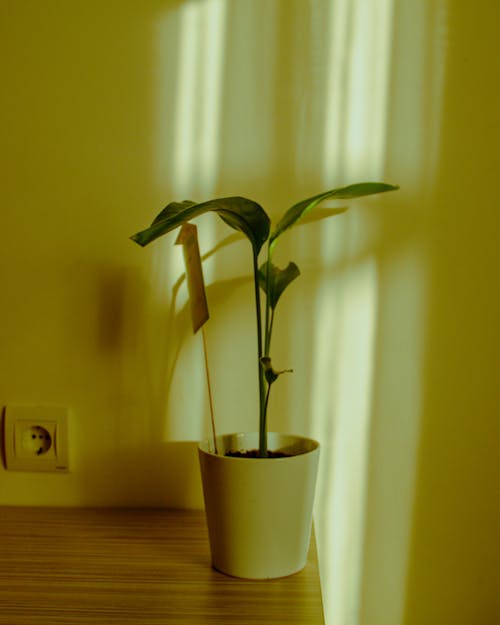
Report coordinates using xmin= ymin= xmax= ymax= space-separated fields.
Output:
xmin=175 ymin=222 xmax=218 ymax=453
xmin=175 ymin=223 xmax=210 ymax=333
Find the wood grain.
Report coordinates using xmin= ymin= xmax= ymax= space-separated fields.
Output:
xmin=0 ymin=507 xmax=324 ymax=624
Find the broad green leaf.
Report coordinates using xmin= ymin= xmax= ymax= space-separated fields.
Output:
xmin=131 ymin=196 xmax=271 ymax=254
xmin=258 ymin=260 xmax=300 ymax=310
xmin=151 ymin=200 xmax=197 ymax=225
xmin=297 ymin=205 xmax=349 ymax=224
xmin=270 ymin=182 xmax=399 ymax=248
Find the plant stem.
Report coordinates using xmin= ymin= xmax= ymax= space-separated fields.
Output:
xmin=263 ymin=382 xmax=272 ymax=430
xmin=252 ymin=249 xmax=267 ymax=457
xmin=266 ymin=309 xmax=276 ymax=355
xmin=264 ymin=243 xmax=271 ymax=357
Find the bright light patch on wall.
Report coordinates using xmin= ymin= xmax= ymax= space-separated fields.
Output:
xmin=153 ymin=0 xmax=228 ymax=441
xmin=360 ymin=245 xmax=426 ymax=625
xmin=322 ymin=0 xmax=395 ymax=183
xmin=153 ymin=0 xmax=228 ymax=289
xmin=173 ymin=0 xmax=227 ymax=198
xmin=173 ymin=1 xmax=200 ymax=197
xmin=170 ymin=0 xmax=228 ymax=286
xmin=311 ymin=2 xmax=398 ymax=623
xmin=311 ymin=258 xmax=377 ymax=624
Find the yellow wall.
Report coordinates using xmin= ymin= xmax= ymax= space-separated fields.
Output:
xmin=360 ymin=3 xmax=499 ymax=624
xmin=0 ymin=1 xmax=498 ymax=623
xmin=0 ymin=0 xmax=204 ymax=507
xmin=401 ymin=3 xmax=499 ymax=622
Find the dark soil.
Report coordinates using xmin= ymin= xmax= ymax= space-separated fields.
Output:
xmin=225 ymin=449 xmax=292 ymax=459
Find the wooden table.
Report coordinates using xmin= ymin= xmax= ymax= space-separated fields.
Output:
xmin=0 ymin=507 xmax=324 ymax=624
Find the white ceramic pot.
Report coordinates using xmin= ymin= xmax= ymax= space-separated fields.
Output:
xmin=198 ymin=432 xmax=320 ymax=579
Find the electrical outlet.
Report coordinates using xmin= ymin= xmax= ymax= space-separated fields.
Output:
xmin=3 ymin=405 xmax=70 ymax=472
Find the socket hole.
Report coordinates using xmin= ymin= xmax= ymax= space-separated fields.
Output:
xmin=23 ymin=426 xmax=52 ymax=455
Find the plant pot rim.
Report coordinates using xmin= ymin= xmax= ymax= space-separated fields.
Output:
xmin=198 ymin=431 xmax=320 ymax=460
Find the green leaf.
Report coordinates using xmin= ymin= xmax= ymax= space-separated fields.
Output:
xmin=297 ymin=205 xmax=349 ymax=225
xmin=258 ymin=260 xmax=300 ymax=310
xmin=131 ymin=196 xmax=271 ymax=254
xmin=270 ymin=182 xmax=399 ymax=248
xmin=151 ymin=200 xmax=197 ymax=225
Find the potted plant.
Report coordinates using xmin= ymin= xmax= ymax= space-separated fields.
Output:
xmin=131 ymin=181 xmax=398 ymax=578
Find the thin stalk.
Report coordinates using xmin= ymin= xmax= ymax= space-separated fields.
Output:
xmin=252 ymin=249 xmax=267 ymax=457
xmin=264 ymin=241 xmax=273 ymax=356
xmin=201 ymin=326 xmax=218 ymax=454
xmin=263 ymin=382 xmax=272 ymax=429
xmin=261 ymin=304 xmax=274 ymax=448
xmin=266 ymin=308 xmax=276 ymax=356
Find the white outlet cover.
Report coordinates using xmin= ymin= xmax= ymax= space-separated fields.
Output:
xmin=3 ymin=405 xmax=70 ymax=472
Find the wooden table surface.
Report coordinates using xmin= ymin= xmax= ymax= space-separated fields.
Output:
xmin=0 ymin=507 xmax=324 ymax=625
